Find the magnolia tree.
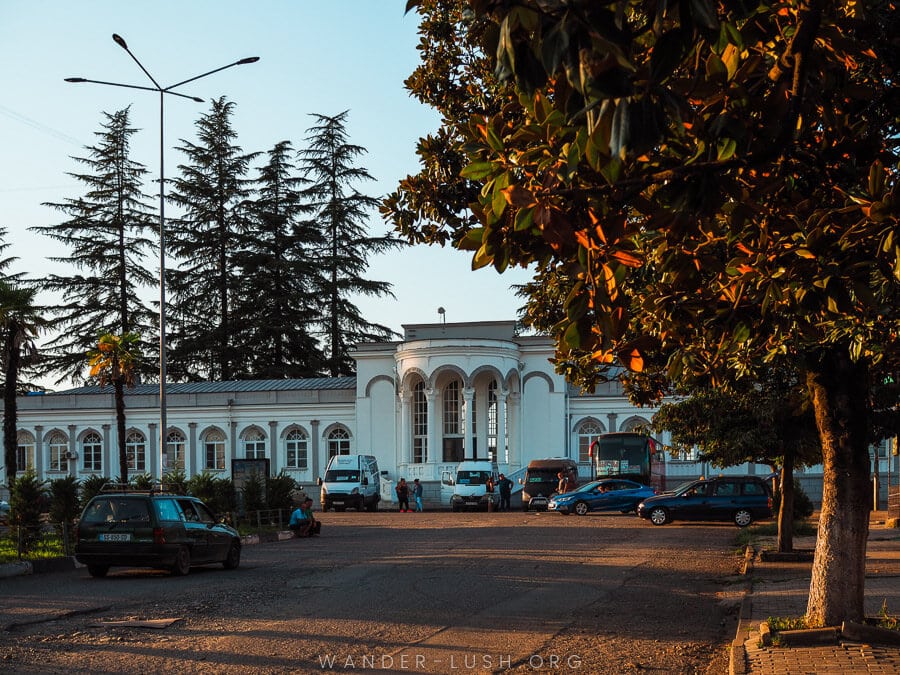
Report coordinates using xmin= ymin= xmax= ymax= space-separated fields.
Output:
xmin=396 ymin=0 xmax=899 ymax=626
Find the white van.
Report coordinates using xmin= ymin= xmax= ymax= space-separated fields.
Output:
xmin=317 ymin=454 xmax=381 ymax=512
xmin=441 ymin=459 xmax=500 ymax=512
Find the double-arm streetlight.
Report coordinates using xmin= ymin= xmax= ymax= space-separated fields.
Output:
xmin=66 ymin=34 xmax=259 ymax=479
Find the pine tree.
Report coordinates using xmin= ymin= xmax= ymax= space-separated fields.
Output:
xmin=232 ymin=141 xmax=326 ymax=378
xmin=298 ymin=111 xmax=404 ymax=376
xmin=166 ymin=97 xmax=259 ymax=381
xmin=33 ymin=107 xmax=157 ymax=385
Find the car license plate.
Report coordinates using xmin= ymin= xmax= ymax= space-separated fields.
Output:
xmin=99 ymin=533 xmax=131 ymax=542
xmin=332 ymin=501 xmax=344 ymax=506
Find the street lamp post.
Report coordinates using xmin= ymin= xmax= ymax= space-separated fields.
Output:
xmin=66 ymin=34 xmax=259 ymax=480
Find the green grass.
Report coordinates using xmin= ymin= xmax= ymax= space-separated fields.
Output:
xmin=0 ymin=535 xmax=69 ymax=564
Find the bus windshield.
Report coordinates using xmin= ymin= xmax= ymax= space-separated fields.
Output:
xmin=595 ymin=434 xmax=651 ymax=479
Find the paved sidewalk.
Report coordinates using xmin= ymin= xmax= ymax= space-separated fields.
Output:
xmin=732 ymin=512 xmax=900 ymax=674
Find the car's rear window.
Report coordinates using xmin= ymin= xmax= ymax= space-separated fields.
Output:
xmin=81 ymin=497 xmax=151 ymax=523
xmin=742 ymin=482 xmax=767 ymax=496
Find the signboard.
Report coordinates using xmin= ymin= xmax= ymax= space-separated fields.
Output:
xmin=231 ymin=458 xmax=270 ymax=491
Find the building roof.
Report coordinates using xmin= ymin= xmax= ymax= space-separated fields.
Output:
xmin=39 ymin=377 xmax=357 ymax=397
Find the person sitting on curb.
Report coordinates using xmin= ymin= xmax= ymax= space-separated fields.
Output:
xmin=289 ymin=498 xmax=321 ymax=537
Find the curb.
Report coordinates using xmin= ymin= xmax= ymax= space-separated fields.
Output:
xmin=730 ymin=545 xmax=756 ymax=675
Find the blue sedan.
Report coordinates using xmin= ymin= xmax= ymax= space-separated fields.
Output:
xmin=548 ymin=479 xmax=657 ymax=516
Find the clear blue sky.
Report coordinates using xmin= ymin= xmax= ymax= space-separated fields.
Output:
xmin=0 ymin=1 xmax=533 ymax=356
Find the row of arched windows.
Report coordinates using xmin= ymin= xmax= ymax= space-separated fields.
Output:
xmin=15 ymin=425 xmax=353 ymax=476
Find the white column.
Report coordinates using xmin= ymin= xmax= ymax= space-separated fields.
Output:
xmin=426 ymin=388 xmax=437 ymax=464
xmin=463 ymin=388 xmax=474 ymax=459
xmin=498 ymin=388 xmax=508 ymax=465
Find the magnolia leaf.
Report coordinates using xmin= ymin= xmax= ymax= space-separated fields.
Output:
xmin=716 ymin=138 xmax=737 ymax=161
xmin=609 ymin=249 xmax=643 ymax=267
xmin=514 ymin=208 xmax=535 ymax=231
xmin=472 ymin=243 xmax=493 ymax=270
xmin=504 ymin=185 xmax=535 ymax=207
xmin=563 ymin=320 xmax=582 ymax=349
xmin=460 ymin=161 xmax=496 ymax=181
xmin=458 ymin=227 xmax=486 ymax=251
xmin=620 ymin=348 xmax=644 ymax=372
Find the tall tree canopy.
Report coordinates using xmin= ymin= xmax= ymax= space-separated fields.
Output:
xmin=299 ymin=111 xmax=404 ymax=376
xmin=167 ymin=97 xmax=260 ymax=381
xmin=232 ymin=140 xmax=326 ymax=378
xmin=396 ymin=0 xmax=899 ymax=626
xmin=34 ymin=107 xmax=157 ymax=384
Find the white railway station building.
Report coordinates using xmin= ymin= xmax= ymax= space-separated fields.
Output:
xmin=8 ymin=321 xmax=893 ymax=505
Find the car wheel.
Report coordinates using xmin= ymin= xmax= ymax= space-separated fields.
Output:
xmin=171 ymin=546 xmax=191 ymax=576
xmin=87 ymin=564 xmax=109 ymax=578
xmin=734 ymin=509 xmax=753 ymax=527
xmin=366 ymin=500 xmax=378 ymax=512
xmin=222 ymin=541 xmax=241 ymax=570
xmin=649 ymin=506 xmax=669 ymax=526
xmin=451 ymin=504 xmax=460 ymax=513
xmin=573 ymin=501 xmax=589 ymax=516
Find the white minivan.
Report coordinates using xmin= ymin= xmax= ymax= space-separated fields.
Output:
xmin=317 ymin=454 xmax=381 ymax=512
xmin=441 ymin=459 xmax=500 ymax=512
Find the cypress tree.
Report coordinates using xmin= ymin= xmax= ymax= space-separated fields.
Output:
xmin=166 ymin=97 xmax=259 ymax=381
xmin=298 ymin=111 xmax=404 ymax=376
xmin=33 ymin=107 xmax=157 ymax=385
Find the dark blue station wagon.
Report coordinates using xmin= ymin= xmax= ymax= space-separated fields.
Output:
xmin=637 ymin=475 xmax=773 ymax=527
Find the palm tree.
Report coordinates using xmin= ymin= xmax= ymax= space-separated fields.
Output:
xmin=87 ymin=332 xmax=141 ymax=482
xmin=1 ymin=281 xmax=42 ymax=486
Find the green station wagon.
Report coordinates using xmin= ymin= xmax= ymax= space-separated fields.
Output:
xmin=75 ymin=487 xmax=241 ymax=577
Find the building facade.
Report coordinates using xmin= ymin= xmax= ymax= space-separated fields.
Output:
xmin=7 ymin=321 xmax=898 ymax=506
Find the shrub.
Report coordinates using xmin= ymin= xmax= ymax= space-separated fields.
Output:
xmin=80 ymin=474 xmax=110 ymax=505
xmin=773 ymin=479 xmax=815 ymax=520
xmin=188 ymin=472 xmax=236 ymax=516
xmin=241 ymin=471 xmax=267 ymax=513
xmin=162 ymin=469 xmax=188 ymax=495
xmin=267 ymin=471 xmax=298 ymax=512
xmin=48 ymin=475 xmax=81 ymax=527
xmin=9 ymin=472 xmax=47 ymax=555
xmin=131 ymin=473 xmax=153 ymax=490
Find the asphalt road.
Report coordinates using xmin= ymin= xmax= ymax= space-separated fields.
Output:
xmin=0 ymin=509 xmax=745 ymax=673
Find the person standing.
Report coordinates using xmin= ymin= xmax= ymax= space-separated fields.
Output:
xmin=557 ymin=471 xmax=570 ymax=494
xmin=395 ymin=478 xmax=410 ymax=512
xmin=497 ymin=473 xmax=513 ymax=511
xmin=412 ymin=478 xmax=424 ymax=512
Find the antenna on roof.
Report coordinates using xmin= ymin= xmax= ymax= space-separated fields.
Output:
xmin=437 ymin=307 xmax=446 ymax=325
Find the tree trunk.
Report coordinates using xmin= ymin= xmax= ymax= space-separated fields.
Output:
xmin=805 ymin=349 xmax=871 ymax=626
xmin=3 ymin=330 xmax=20 ymax=487
xmin=777 ymin=450 xmax=795 ymax=553
xmin=115 ymin=378 xmax=128 ymax=482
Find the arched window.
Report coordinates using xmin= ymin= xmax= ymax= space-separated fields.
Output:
xmin=285 ymin=429 xmax=308 ymax=469
xmin=16 ymin=431 xmax=35 ymax=473
xmin=327 ymin=427 xmax=351 ymax=459
xmin=242 ymin=428 xmax=266 ymax=459
xmin=81 ymin=432 xmax=102 ymax=472
xmin=577 ymin=420 xmax=604 ymax=463
xmin=443 ymin=380 xmax=461 ymax=434
xmin=412 ymin=382 xmax=427 ymax=463
xmin=204 ymin=429 xmax=226 ymax=470
xmin=47 ymin=431 xmax=67 ymax=472
xmin=166 ymin=430 xmax=186 ymax=471
xmin=126 ymin=431 xmax=146 ymax=473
